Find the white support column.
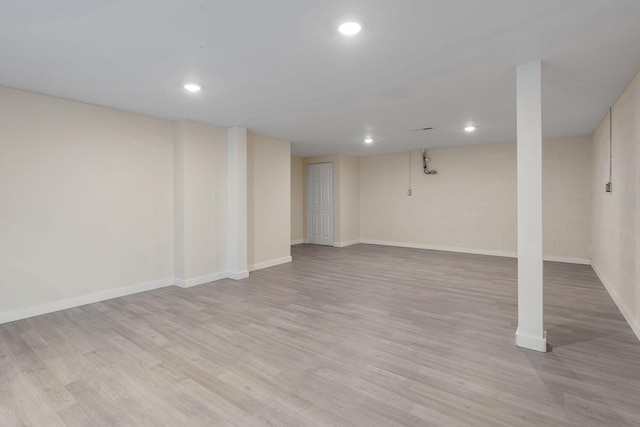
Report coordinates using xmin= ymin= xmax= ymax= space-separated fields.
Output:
xmin=515 ymin=61 xmax=547 ymax=352
xmin=173 ymin=121 xmax=186 ymax=283
xmin=227 ymin=127 xmax=249 ymax=280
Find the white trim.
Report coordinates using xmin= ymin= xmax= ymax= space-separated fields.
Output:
xmin=359 ymin=239 xmax=515 ymax=258
xmin=592 ymin=263 xmax=640 ymax=342
xmin=249 ymin=256 xmax=292 ymax=272
xmin=291 ymin=239 xmax=304 ymax=245
xmin=174 ymin=272 xmax=227 ymax=289
xmin=227 ymin=270 xmax=250 ymax=280
xmin=0 ymin=278 xmax=173 ymax=325
xmin=544 ymin=255 xmax=591 ymax=265
xmin=515 ymin=328 xmax=547 ymax=352
xmin=359 ymin=239 xmax=590 ymax=265
xmin=333 ymin=240 xmax=361 ymax=248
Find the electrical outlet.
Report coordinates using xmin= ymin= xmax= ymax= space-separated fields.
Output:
xmin=605 ymin=182 xmax=612 ymax=193
xmin=407 ymin=189 xmax=412 ymax=196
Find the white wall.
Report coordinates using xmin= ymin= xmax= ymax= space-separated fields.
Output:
xmin=360 ymin=138 xmax=592 ymax=262
xmin=291 ymin=156 xmax=304 ymax=244
xmin=174 ymin=120 xmax=227 ymax=286
xmin=592 ymin=69 xmax=640 ymax=340
xmin=0 ymin=87 xmax=174 ymax=316
xmin=247 ymin=133 xmax=291 ymax=270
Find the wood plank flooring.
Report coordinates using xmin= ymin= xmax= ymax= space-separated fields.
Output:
xmin=1 ymin=244 xmax=639 ymax=426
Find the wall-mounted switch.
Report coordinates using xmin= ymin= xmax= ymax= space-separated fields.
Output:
xmin=407 ymin=189 xmax=412 ymax=196
xmin=605 ymin=182 xmax=612 ymax=193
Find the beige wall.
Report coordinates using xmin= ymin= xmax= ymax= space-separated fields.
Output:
xmin=592 ymin=69 xmax=640 ymax=339
xmin=0 ymin=87 xmax=294 ymax=321
xmin=338 ymin=155 xmax=360 ymax=245
xmin=543 ymin=137 xmax=593 ymax=259
xmin=174 ymin=120 xmax=227 ymax=283
xmin=248 ymin=133 xmax=291 ymax=268
xmin=290 ymin=156 xmax=304 ymax=244
xmin=360 ymin=137 xmax=592 ymax=261
xmin=0 ymin=87 xmax=174 ymax=314
xmin=360 ymin=146 xmax=516 ymax=253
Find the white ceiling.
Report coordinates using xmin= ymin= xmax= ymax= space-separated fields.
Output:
xmin=1 ymin=0 xmax=639 ymax=157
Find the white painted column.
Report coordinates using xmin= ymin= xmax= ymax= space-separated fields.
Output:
xmin=173 ymin=121 xmax=187 ymax=283
xmin=515 ymin=61 xmax=547 ymax=352
xmin=227 ymin=127 xmax=249 ymax=280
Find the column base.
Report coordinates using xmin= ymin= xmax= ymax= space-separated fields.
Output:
xmin=515 ymin=328 xmax=547 ymax=352
xmin=227 ymin=270 xmax=249 ymax=280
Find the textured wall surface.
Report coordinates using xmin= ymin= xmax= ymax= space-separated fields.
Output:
xmin=591 ymin=69 xmax=640 ymax=338
xmin=360 ymin=137 xmax=592 ymax=261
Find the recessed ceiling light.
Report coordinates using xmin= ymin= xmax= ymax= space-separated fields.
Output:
xmin=364 ymin=138 xmax=373 ymax=144
xmin=339 ymin=21 xmax=362 ymax=36
xmin=464 ymin=126 xmax=476 ymax=132
xmin=184 ymin=83 xmax=201 ymax=93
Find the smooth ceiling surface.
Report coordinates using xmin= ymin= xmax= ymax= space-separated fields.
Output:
xmin=1 ymin=0 xmax=639 ymax=156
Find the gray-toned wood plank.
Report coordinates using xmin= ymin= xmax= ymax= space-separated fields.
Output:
xmin=1 ymin=243 xmax=639 ymax=426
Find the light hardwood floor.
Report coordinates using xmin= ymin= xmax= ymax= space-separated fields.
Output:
xmin=1 ymin=244 xmax=639 ymax=426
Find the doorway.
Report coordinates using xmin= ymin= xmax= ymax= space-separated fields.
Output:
xmin=307 ymin=163 xmax=333 ymax=245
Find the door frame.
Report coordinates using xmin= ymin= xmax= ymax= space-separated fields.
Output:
xmin=307 ymin=162 xmax=334 ymax=246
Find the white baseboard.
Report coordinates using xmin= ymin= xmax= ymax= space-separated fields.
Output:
xmin=592 ymin=263 xmax=640 ymax=342
xmin=515 ymin=328 xmax=547 ymax=352
xmin=0 ymin=278 xmax=174 ymax=325
xmin=333 ymin=240 xmax=361 ymax=248
xmin=543 ymin=255 xmax=591 ymax=265
xmin=227 ymin=270 xmax=250 ymax=280
xmin=359 ymin=239 xmax=516 ymax=258
xmin=249 ymin=256 xmax=292 ymax=272
xmin=359 ymin=239 xmax=591 ymax=265
xmin=291 ymin=239 xmax=304 ymax=245
xmin=174 ymin=272 xmax=227 ymax=289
